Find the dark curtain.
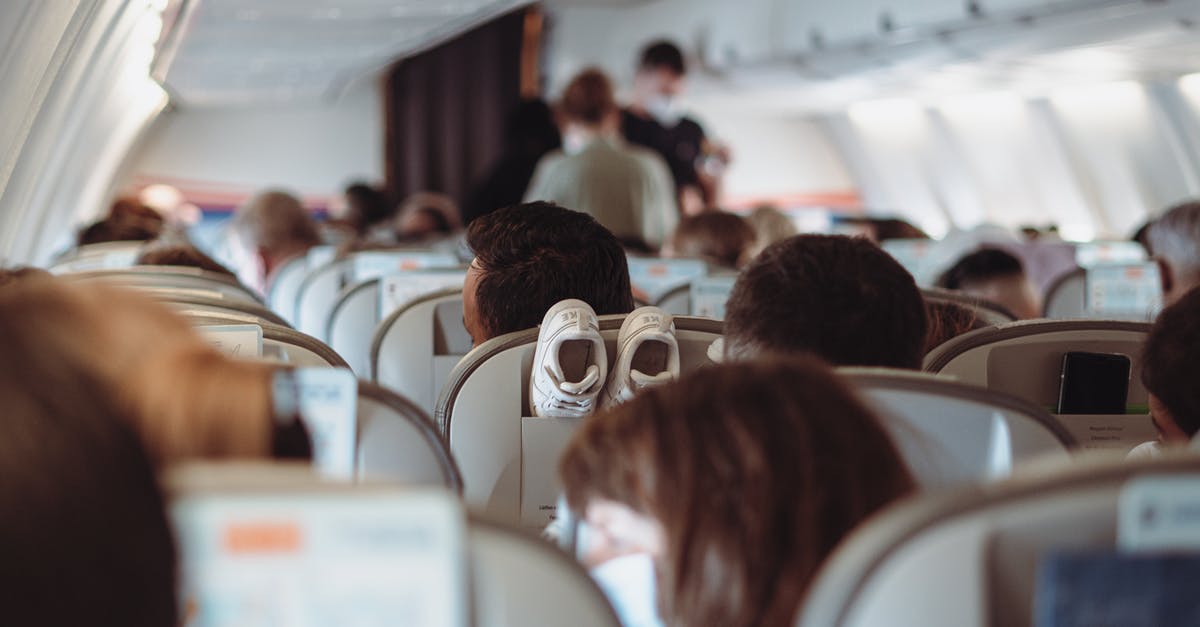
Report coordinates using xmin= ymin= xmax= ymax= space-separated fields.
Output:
xmin=384 ymin=9 xmax=528 ymax=207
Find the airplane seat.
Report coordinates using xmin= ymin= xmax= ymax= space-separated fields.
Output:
xmin=796 ymin=455 xmax=1200 ymax=627
xmin=688 ymin=273 xmax=738 ymax=319
xmin=921 ymin=287 xmax=1017 ymax=326
xmin=1043 ymin=263 xmax=1162 ymax=321
xmin=356 ymin=381 xmax=462 ymax=491
xmin=842 ymin=369 xmax=1075 ymax=489
xmin=185 ymin=312 xmax=349 ymax=368
xmin=295 ymin=258 xmax=352 ymax=342
xmin=924 ymin=320 xmax=1154 ymax=452
xmin=155 ymin=292 xmax=291 ymax=327
xmin=653 ymin=283 xmax=692 ymax=316
xmin=371 ymin=288 xmax=471 ymax=414
xmin=166 ymin=463 xmax=620 ymax=627
xmin=435 ymin=314 xmax=722 ymax=526
xmin=468 ymin=514 xmax=621 ymax=627
xmin=266 ymin=255 xmax=308 ymax=326
xmin=48 ymin=241 xmax=145 ymax=273
xmin=328 ymin=278 xmax=381 ymax=377
xmin=64 ymin=266 xmax=263 ymax=304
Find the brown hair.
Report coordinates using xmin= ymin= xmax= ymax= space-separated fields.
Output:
xmin=0 ymin=294 xmax=177 ymax=625
xmin=670 ymin=210 xmax=756 ymax=268
xmin=560 ymin=357 xmax=914 ymax=627
xmin=0 ymin=278 xmax=277 ymax=463
xmin=234 ymin=189 xmax=320 ymax=255
xmin=923 ymin=300 xmax=987 ymax=355
xmin=560 ymin=68 xmax=617 ymax=126
xmin=136 ymin=242 xmax=236 ymax=277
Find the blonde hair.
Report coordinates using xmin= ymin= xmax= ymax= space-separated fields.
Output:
xmin=0 ymin=276 xmax=276 ymax=463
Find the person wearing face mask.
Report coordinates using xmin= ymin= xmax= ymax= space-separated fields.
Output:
xmin=524 ymin=68 xmax=677 ymax=250
xmin=622 ymin=40 xmax=722 ymax=216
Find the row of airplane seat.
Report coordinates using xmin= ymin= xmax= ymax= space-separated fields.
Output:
xmin=10 ymin=195 xmax=1200 ymax=627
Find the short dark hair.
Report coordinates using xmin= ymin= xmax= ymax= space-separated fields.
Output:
xmin=724 ymin=235 xmax=928 ymax=368
xmin=467 ymin=201 xmax=634 ymax=338
xmin=639 ymin=40 xmax=686 ymax=76
xmin=1142 ymin=286 xmax=1200 ymax=436
xmin=937 ymin=248 xmax=1025 ymax=291
xmin=560 ymin=68 xmax=617 ymax=125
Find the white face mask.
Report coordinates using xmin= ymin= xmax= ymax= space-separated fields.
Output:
xmin=589 ymin=553 xmax=663 ymax=627
xmin=643 ymin=94 xmax=682 ymax=128
xmin=1127 ymin=440 xmax=1164 ymax=461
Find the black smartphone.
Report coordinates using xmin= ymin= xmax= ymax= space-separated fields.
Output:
xmin=1057 ymin=351 xmax=1131 ymax=415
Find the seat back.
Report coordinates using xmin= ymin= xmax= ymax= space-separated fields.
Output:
xmin=626 ymin=256 xmax=708 ymax=301
xmin=921 ymin=287 xmax=1016 ymax=326
xmin=653 ymin=283 xmax=691 ymax=316
xmin=328 ymin=279 xmax=381 ymax=377
xmin=881 ymin=238 xmax=938 ymax=285
xmin=186 ymin=313 xmax=349 ymax=368
xmin=49 ymin=241 xmax=144 ymax=273
xmin=842 ymin=370 xmax=1074 ymax=489
xmin=372 ymin=289 xmax=472 ymax=414
xmin=166 ymin=463 xmax=619 ymax=627
xmin=159 ymin=293 xmax=291 ymax=327
xmin=797 ymin=456 xmax=1200 ymax=627
xmin=1044 ymin=263 xmax=1162 ymax=321
xmin=435 ymin=315 xmax=722 ymax=526
xmin=296 ymin=259 xmax=352 ymax=341
xmin=925 ymin=320 xmax=1154 ymax=452
xmin=266 ymin=255 xmax=308 ymax=326
xmin=65 ymin=266 xmax=263 ymax=304
xmin=356 ymin=382 xmax=462 ymax=491
xmin=689 ymin=274 xmax=738 ymax=319
xmin=468 ymin=514 xmax=621 ymax=627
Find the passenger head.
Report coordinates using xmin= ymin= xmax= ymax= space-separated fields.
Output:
xmin=724 ymin=235 xmax=928 ymax=369
xmin=560 ymin=68 xmax=619 ymax=132
xmin=0 ymin=278 xmax=278 ymax=463
xmin=923 ymin=300 xmax=988 ymax=355
xmin=77 ymin=202 xmax=164 ymax=246
xmin=560 ymin=357 xmax=914 ymax=627
xmin=343 ymin=182 xmax=393 ymax=232
xmin=394 ymin=192 xmax=461 ymax=240
xmin=1141 ymin=287 xmax=1200 ymax=443
xmin=744 ymin=205 xmax=798 ymax=261
xmin=464 ymin=201 xmax=633 ymax=344
xmin=135 ymin=243 xmax=236 ymax=277
xmin=633 ymin=40 xmax=687 ymax=102
xmin=936 ymin=248 xmax=1041 ymax=319
xmin=0 ymin=305 xmax=177 ymax=626
xmin=667 ymin=211 xmax=755 ymax=269
xmin=1148 ymin=200 xmax=1200 ymax=305
xmin=233 ymin=189 xmax=320 ymax=280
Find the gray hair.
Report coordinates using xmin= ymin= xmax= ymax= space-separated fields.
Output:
xmin=233 ymin=189 xmax=320 ymax=254
xmin=1148 ymin=201 xmax=1200 ymax=285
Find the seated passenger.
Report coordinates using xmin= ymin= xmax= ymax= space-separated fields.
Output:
xmin=76 ymin=198 xmax=165 ymax=246
xmin=723 ymin=235 xmax=928 ymax=369
xmin=0 ymin=308 xmax=177 ymax=626
xmin=924 ymin=300 xmax=987 ymax=355
xmin=665 ymin=211 xmax=755 ymax=270
xmin=560 ymin=357 xmax=915 ymax=627
xmin=342 ymin=182 xmax=394 ymax=236
xmin=936 ymin=248 xmax=1041 ymax=319
xmin=231 ymin=189 xmax=320 ymax=292
xmin=463 ymin=201 xmax=634 ymax=345
xmin=0 ymin=276 xmax=306 ymax=463
xmin=524 ymin=68 xmax=677 ymax=250
xmin=1148 ymin=200 xmax=1200 ymax=305
xmin=1138 ymin=287 xmax=1200 ymax=448
xmin=135 ymin=242 xmax=236 ymax=277
xmin=394 ymin=192 xmax=461 ymax=243
xmin=744 ymin=205 xmax=798 ymax=261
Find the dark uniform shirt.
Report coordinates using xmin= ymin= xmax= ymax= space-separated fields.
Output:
xmin=621 ymin=109 xmax=706 ymax=193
